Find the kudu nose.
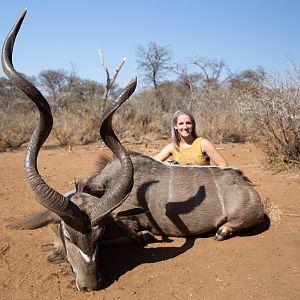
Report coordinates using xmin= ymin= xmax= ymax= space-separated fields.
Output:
xmin=77 ymin=278 xmax=101 ymax=291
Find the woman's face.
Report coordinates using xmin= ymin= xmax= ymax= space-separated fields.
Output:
xmin=174 ymin=114 xmax=193 ymax=138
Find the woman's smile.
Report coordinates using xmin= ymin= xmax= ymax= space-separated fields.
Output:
xmin=175 ymin=115 xmax=193 ymax=138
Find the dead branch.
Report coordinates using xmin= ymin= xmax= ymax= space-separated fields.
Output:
xmin=97 ymin=48 xmax=126 ymax=100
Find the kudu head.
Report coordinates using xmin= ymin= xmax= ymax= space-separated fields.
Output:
xmin=2 ymin=9 xmax=137 ymax=291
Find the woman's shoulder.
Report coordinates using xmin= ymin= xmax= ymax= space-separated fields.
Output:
xmin=194 ymin=137 xmax=202 ymax=143
xmin=200 ymin=138 xmax=217 ymax=151
xmin=165 ymin=142 xmax=175 ymax=152
xmin=153 ymin=142 xmax=175 ymax=161
xmin=198 ymin=137 xmax=212 ymax=144
xmin=194 ymin=137 xmax=205 ymax=147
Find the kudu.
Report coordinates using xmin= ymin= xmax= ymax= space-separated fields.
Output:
xmin=3 ymin=10 xmax=264 ymax=292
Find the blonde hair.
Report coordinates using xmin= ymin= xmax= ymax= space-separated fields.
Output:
xmin=171 ymin=110 xmax=198 ymax=151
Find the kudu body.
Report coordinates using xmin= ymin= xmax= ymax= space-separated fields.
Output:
xmin=3 ymin=10 xmax=264 ymax=292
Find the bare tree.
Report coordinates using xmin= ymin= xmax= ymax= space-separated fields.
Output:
xmin=172 ymin=62 xmax=202 ymax=94
xmin=136 ymin=42 xmax=172 ymax=88
xmin=190 ymin=57 xmax=232 ymax=86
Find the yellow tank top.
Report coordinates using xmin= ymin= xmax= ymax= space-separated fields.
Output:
xmin=171 ymin=137 xmax=209 ymax=165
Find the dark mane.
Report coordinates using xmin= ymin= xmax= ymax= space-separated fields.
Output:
xmin=95 ymin=152 xmax=114 ymax=173
xmin=93 ymin=151 xmax=152 ymax=173
xmin=75 ymin=152 xmax=153 ymax=196
xmin=129 ymin=151 xmax=153 ymax=159
xmin=233 ymin=168 xmax=253 ymax=184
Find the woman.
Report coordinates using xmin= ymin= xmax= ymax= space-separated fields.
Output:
xmin=154 ymin=110 xmax=228 ymax=167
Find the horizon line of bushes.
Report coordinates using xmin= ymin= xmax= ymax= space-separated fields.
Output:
xmin=0 ymin=63 xmax=299 ymax=170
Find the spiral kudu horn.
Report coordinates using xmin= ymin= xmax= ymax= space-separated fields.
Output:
xmin=89 ymin=77 xmax=137 ymax=226
xmin=1 ymin=10 xmax=89 ymax=232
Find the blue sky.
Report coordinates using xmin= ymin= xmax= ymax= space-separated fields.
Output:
xmin=0 ymin=1 xmax=299 ymax=88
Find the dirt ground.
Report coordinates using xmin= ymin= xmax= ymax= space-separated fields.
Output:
xmin=0 ymin=141 xmax=299 ymax=300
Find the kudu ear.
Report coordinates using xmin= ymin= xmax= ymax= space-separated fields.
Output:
xmin=6 ymin=209 xmax=59 ymax=230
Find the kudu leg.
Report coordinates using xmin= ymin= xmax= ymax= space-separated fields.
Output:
xmin=114 ymin=217 xmax=158 ymax=245
xmin=100 ymin=230 xmax=158 ymax=247
xmin=214 ymin=225 xmax=234 ymax=241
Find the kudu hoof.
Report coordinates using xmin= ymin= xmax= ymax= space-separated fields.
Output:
xmin=137 ymin=230 xmax=158 ymax=245
xmin=214 ymin=229 xmax=229 ymax=241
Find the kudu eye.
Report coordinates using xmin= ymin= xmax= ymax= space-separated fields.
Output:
xmin=63 ymin=230 xmax=72 ymax=242
xmin=64 ymin=235 xmax=71 ymax=242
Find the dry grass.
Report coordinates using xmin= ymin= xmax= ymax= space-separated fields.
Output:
xmin=262 ymin=197 xmax=284 ymax=222
xmin=0 ymin=110 xmax=36 ymax=150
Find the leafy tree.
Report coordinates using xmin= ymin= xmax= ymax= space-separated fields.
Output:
xmin=39 ymin=69 xmax=68 ymax=108
xmin=172 ymin=62 xmax=202 ymax=94
xmin=0 ymin=75 xmax=36 ymax=112
xmin=229 ymin=67 xmax=266 ymax=93
xmin=67 ymin=75 xmax=104 ymax=102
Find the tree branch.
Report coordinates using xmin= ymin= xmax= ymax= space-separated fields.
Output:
xmin=97 ymin=48 xmax=126 ymax=100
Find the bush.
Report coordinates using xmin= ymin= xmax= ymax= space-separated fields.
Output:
xmin=238 ymin=66 xmax=300 ymax=166
xmin=52 ymin=100 xmax=103 ymax=146
xmin=0 ymin=110 xmax=36 ymax=151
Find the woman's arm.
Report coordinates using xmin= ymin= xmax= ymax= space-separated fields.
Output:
xmin=154 ymin=143 xmax=174 ymax=162
xmin=200 ymin=138 xmax=228 ymax=167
